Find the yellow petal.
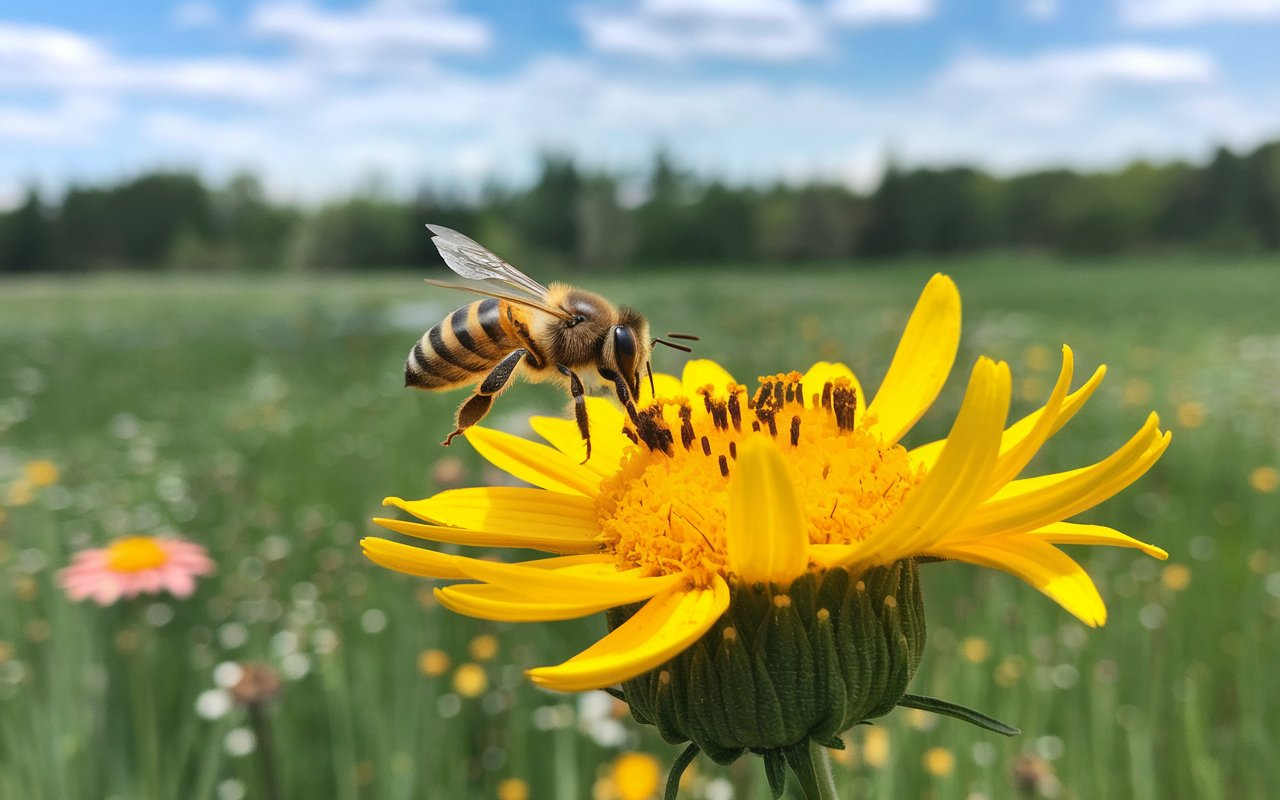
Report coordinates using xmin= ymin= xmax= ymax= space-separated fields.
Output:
xmin=361 ymin=538 xmax=608 ymax=580
xmin=800 ymin=362 xmax=866 ymax=413
xmin=464 ymin=426 xmax=601 ymax=497
xmin=360 ymin=537 xmax=469 ymax=579
xmin=726 ymin=435 xmax=809 ymax=585
xmin=983 ymin=345 xmax=1074 ymax=491
xmin=910 ymin=359 xmax=1104 ymax=475
xmin=455 ymin=558 xmax=687 ymax=605
xmin=866 ymin=274 xmax=961 ymax=443
xmin=682 ymin=359 xmax=737 ymax=396
xmin=530 ymin=397 xmax=630 ymax=476
xmin=639 ymin=372 xmax=684 ymax=404
xmin=956 ymin=415 xmax=1170 ymax=539
xmin=853 ymin=358 xmax=1011 ymax=565
xmin=928 ymin=536 xmax=1107 ymax=626
xmin=527 ymin=575 xmax=729 ymax=692
xmin=1022 ymin=522 xmax=1168 ymax=559
xmin=436 ymin=583 xmax=617 ymax=621
xmin=385 ymin=489 xmax=599 ymax=539
xmin=372 ymin=516 xmax=602 ymax=554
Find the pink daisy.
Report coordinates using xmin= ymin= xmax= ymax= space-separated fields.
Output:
xmin=57 ymin=536 xmax=215 ymax=605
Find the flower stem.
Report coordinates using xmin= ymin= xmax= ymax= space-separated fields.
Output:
xmin=248 ymin=704 xmax=282 ymax=800
xmin=784 ymin=741 xmax=840 ymax=800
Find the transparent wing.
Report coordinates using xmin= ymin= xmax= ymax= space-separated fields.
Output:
xmin=426 ymin=225 xmax=550 ymax=299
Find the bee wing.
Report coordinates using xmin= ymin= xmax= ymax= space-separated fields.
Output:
xmin=423 ymin=279 xmax=573 ymax=320
xmin=426 ymin=225 xmax=550 ymax=300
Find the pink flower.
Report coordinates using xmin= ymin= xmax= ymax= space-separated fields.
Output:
xmin=58 ymin=536 xmax=215 ymax=605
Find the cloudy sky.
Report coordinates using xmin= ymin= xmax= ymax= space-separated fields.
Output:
xmin=3 ymin=0 xmax=1279 ymax=206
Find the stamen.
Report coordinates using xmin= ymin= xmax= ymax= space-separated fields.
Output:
xmin=728 ymin=441 xmax=737 ymax=459
xmin=790 ymin=415 xmax=801 ymax=446
xmin=622 ymin=427 xmax=639 ymax=445
xmin=821 ymin=382 xmax=833 ymax=410
xmin=718 ymin=455 xmax=729 ymax=477
xmin=710 ymin=400 xmax=728 ymax=430
xmin=767 ymin=415 xmax=778 ymax=437
xmin=636 ymin=408 xmax=674 ymax=455
xmin=751 ymin=420 xmax=761 ymax=432
xmin=679 ymin=404 xmax=695 ymax=450
xmin=727 ymin=392 xmax=742 ymax=431
xmin=832 ymin=384 xmax=858 ymax=432
xmin=701 ymin=436 xmax=712 ymax=457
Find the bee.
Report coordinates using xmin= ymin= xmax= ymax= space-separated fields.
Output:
xmin=405 ymin=225 xmax=695 ymax=458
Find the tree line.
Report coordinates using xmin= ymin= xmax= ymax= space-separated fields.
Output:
xmin=3 ymin=140 xmax=1279 ymax=274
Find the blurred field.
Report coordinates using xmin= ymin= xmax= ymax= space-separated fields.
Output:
xmin=1 ymin=257 xmax=1278 ymax=799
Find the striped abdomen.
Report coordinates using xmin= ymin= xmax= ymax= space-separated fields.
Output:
xmin=405 ymin=298 xmax=514 ymax=389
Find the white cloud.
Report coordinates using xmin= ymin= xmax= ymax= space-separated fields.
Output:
xmin=939 ymin=44 xmax=1214 ymax=97
xmin=1120 ymin=0 xmax=1280 ymax=26
xmin=173 ymin=1 xmax=224 ymax=30
xmin=0 ymin=97 xmax=117 ymax=143
xmin=577 ymin=0 xmax=829 ymax=62
xmin=0 ymin=23 xmax=108 ymax=70
xmin=248 ymin=0 xmax=490 ymax=59
xmin=827 ymin=0 xmax=935 ymax=25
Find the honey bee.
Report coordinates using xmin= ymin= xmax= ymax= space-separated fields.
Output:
xmin=405 ymin=225 xmax=695 ymax=458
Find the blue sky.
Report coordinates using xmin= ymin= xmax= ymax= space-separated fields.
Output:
xmin=2 ymin=0 xmax=1279 ymax=207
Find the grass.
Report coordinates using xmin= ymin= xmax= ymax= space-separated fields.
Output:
xmin=0 ymin=256 xmax=1277 ymax=799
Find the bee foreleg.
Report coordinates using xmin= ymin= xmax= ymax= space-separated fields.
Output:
xmin=442 ymin=348 xmax=529 ymax=446
xmin=555 ymin=364 xmax=591 ymax=463
xmin=599 ymin=368 xmax=641 ymax=426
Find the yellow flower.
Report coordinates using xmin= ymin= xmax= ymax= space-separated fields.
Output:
xmin=469 ymin=633 xmax=499 ymax=661
xmin=1249 ymin=466 xmax=1278 ymax=494
xmin=922 ymin=746 xmax=955 ymax=777
xmin=611 ymin=752 xmax=662 ymax=800
xmin=363 ymin=274 xmax=1168 ymax=793
xmin=23 ymin=460 xmax=59 ymax=488
xmin=862 ymin=727 xmax=891 ymax=768
xmin=960 ymin=636 xmax=992 ymax=664
xmin=497 ymin=778 xmax=529 ymax=800
xmin=417 ymin=648 xmax=451 ymax=676
xmin=452 ymin=662 xmax=488 ymax=697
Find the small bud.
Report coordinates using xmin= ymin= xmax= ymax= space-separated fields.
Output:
xmin=229 ymin=662 xmax=282 ymax=707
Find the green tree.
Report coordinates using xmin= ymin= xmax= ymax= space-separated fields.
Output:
xmin=0 ymin=188 xmax=52 ymax=272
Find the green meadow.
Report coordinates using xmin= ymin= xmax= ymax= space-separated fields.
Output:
xmin=1 ymin=257 xmax=1277 ymax=799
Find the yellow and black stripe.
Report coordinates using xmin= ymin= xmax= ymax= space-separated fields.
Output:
xmin=405 ymin=298 xmax=515 ymax=389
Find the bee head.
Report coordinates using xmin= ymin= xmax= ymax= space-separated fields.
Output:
xmin=607 ymin=307 xmax=650 ymax=401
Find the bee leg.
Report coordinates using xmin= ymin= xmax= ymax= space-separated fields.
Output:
xmin=599 ymin=368 xmax=641 ymax=425
xmin=442 ymin=348 xmax=528 ymax=446
xmin=555 ymin=364 xmax=591 ymax=463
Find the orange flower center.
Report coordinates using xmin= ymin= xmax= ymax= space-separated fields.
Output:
xmin=106 ymin=537 xmax=170 ymax=572
xmin=595 ymin=373 xmax=923 ymax=582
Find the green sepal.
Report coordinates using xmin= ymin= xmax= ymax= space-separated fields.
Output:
xmin=897 ymin=693 xmax=1021 ymax=736
xmin=814 ymin=735 xmax=845 ymax=750
xmin=663 ymin=743 xmax=700 ymax=800
xmin=763 ymin=750 xmax=788 ymax=799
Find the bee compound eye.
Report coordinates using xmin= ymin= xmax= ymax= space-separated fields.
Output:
xmin=613 ymin=326 xmax=639 ymax=386
xmin=613 ymin=326 xmax=637 ymax=357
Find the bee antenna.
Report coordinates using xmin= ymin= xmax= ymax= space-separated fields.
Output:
xmin=652 ymin=338 xmax=693 ymax=353
xmin=666 ymin=332 xmax=700 ymax=341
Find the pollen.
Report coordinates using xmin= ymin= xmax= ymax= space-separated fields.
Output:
xmin=596 ymin=374 xmax=923 ymax=583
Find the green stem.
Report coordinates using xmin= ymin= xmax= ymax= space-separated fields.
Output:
xmin=247 ymin=704 xmax=282 ymax=800
xmin=784 ymin=741 xmax=840 ymax=800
